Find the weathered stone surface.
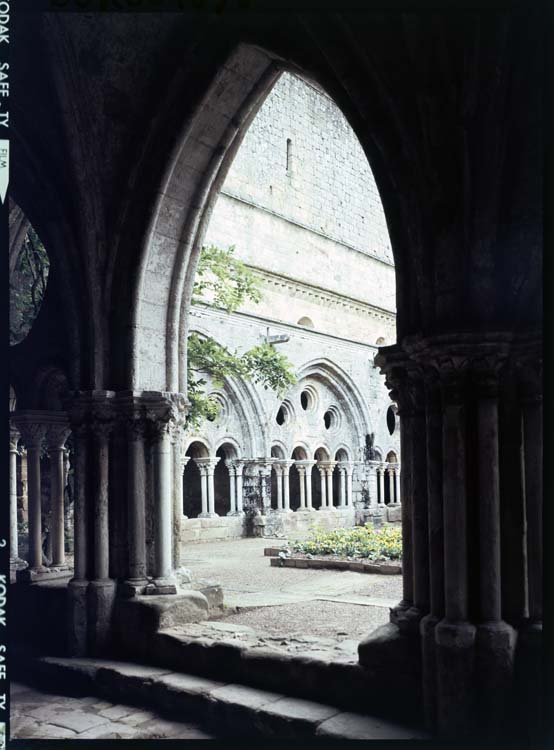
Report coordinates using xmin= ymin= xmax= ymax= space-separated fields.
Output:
xmin=209 ymin=683 xmax=284 ymax=709
xmin=316 ymin=711 xmax=429 ymax=739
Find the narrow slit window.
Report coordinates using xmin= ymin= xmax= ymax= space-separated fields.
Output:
xmin=286 ymin=138 xmax=292 ymax=172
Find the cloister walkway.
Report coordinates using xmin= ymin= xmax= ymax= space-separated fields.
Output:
xmin=180 ymin=538 xmax=402 ymax=642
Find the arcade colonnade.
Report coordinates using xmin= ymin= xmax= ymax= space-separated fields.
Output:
xmin=184 ymin=452 xmax=400 ymax=517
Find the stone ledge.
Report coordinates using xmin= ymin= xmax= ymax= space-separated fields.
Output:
xmin=269 ymin=556 xmax=401 ymax=574
xmin=13 ymin=653 xmax=427 ymax=740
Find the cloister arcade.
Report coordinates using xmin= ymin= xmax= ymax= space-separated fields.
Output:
xmin=8 ymin=8 xmax=543 ymax=741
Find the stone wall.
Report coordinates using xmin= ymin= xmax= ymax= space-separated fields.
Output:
xmin=182 ymin=70 xmax=400 ymax=540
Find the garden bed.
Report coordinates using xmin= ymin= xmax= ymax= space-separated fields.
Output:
xmin=268 ymin=554 xmax=401 ymax=574
xmin=265 ymin=523 xmax=402 ymax=575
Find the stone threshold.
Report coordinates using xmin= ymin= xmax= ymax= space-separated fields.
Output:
xmin=13 ymin=652 xmax=428 ymax=741
xmin=266 ymin=552 xmax=401 ymax=575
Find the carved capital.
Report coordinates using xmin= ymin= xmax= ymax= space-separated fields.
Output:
xmin=46 ymin=423 xmax=71 ymax=451
xmin=15 ymin=420 xmax=45 ymax=449
xmin=9 ymin=425 xmax=20 ymax=452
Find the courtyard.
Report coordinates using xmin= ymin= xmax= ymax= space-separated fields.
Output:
xmin=182 ymin=537 xmax=401 ymax=641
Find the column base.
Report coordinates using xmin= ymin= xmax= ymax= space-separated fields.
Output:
xmin=121 ymin=577 xmax=149 ymax=597
xmin=435 ymin=618 xmax=477 ymax=738
xmin=475 ymin=620 xmax=517 ymax=737
xmin=88 ymin=578 xmax=117 ymax=656
xmin=17 ymin=565 xmax=72 ymax=583
xmin=420 ymin=613 xmax=441 ymax=732
xmin=146 ymin=576 xmax=177 ymax=595
xmin=198 ymin=512 xmax=219 ymax=519
xmin=67 ymin=579 xmax=89 ymax=656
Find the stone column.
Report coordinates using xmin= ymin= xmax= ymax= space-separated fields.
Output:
xmin=9 ymin=426 xmax=21 ymax=565
xmin=304 ymin=460 xmax=316 ymax=510
xmin=324 ymin=463 xmax=336 ymax=508
xmin=150 ymin=417 xmax=177 ymax=591
xmin=207 ymin=458 xmax=220 ymax=515
xmin=197 ymin=463 xmax=209 ymax=516
xmin=418 ymin=372 xmax=444 ymax=731
xmin=388 ymin=466 xmax=395 ymax=504
xmin=16 ymin=420 xmax=45 ymax=572
xmin=346 ymin=463 xmax=353 ymax=506
xmin=297 ymin=464 xmax=306 ymax=510
xmin=317 ymin=465 xmax=327 ymax=508
xmin=394 ymin=466 xmax=401 ymax=505
xmin=368 ymin=461 xmax=378 ymax=506
xmin=339 ymin=466 xmax=346 ymax=507
xmin=235 ymin=460 xmax=245 ymax=514
xmin=18 ymin=447 xmax=28 ymax=523
xmin=374 ymin=349 xmax=416 ymax=624
xmin=66 ymin=409 xmax=90 ymax=655
xmin=124 ymin=413 xmax=148 ymax=594
xmin=434 ymin=364 xmax=476 ymax=738
xmin=282 ymin=460 xmax=293 ymax=512
xmin=46 ymin=422 xmax=71 ymax=567
xmin=474 ymin=360 xmax=516 ymax=735
xmin=519 ymin=357 xmax=542 ymax=627
xmin=181 ymin=456 xmax=190 ymax=517
xmin=273 ymin=463 xmax=283 ymax=510
xmin=226 ymin=460 xmax=238 ymax=514
xmin=88 ymin=405 xmax=117 ymax=655
xmin=194 ymin=457 xmax=219 ymax=517
xmin=378 ymin=465 xmax=385 ymax=505
xmin=171 ymin=432 xmax=184 ymax=569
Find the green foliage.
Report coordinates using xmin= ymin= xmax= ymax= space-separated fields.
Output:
xmin=290 ymin=523 xmax=403 ymax=562
xmin=10 ymin=227 xmax=50 ymax=345
xmin=193 ymin=244 xmax=262 ymax=312
xmin=187 ymin=244 xmax=296 ymax=427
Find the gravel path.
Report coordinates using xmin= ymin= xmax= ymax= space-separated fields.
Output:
xmin=181 ymin=538 xmax=401 ymax=640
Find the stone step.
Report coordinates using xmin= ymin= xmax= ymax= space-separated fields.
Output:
xmin=115 ymin=622 xmax=423 ymax=727
xmin=14 ymin=653 xmax=428 ymax=740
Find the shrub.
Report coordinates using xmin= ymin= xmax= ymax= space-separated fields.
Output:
xmin=290 ymin=522 xmax=402 ymax=562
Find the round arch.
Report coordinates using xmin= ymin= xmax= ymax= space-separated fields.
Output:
xmin=214 ymin=437 xmax=241 ymax=459
xmin=183 ymin=437 xmax=211 ymax=458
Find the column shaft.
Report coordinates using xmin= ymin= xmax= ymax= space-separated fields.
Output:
xmin=305 ymin=466 xmax=313 ymax=510
xmin=339 ymin=469 xmax=346 ymax=506
xmin=236 ymin=469 xmax=244 ymax=513
xmin=523 ymin=397 xmax=542 ymax=622
xmin=319 ymin=470 xmax=326 ymax=508
xmin=326 ymin=470 xmax=334 ymax=508
xmin=93 ymin=431 xmax=110 ymax=581
xmin=128 ymin=427 xmax=147 ymax=583
xmin=200 ymin=471 xmax=208 ymax=515
xmin=283 ymin=469 xmax=290 ymax=511
xmin=50 ymin=447 xmax=66 ymax=566
xmin=207 ymin=470 xmax=216 ymax=515
xmin=378 ymin=469 xmax=385 ymax=504
xmin=299 ymin=469 xmax=306 ymax=509
xmin=395 ymin=469 xmax=401 ymax=505
xmin=478 ymin=396 xmax=502 ymax=621
xmin=388 ymin=468 xmax=395 ymax=503
xmin=276 ymin=469 xmax=283 ymax=510
xmin=9 ymin=438 xmax=19 ymax=561
xmin=27 ymin=445 xmax=43 ymax=570
xmin=347 ymin=470 xmax=353 ymax=506
xmin=72 ymin=428 xmax=88 ymax=581
xmin=153 ymin=429 xmax=173 ymax=583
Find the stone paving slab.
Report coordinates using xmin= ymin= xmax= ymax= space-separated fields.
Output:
xmin=10 ymin=681 xmax=215 ymax=741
